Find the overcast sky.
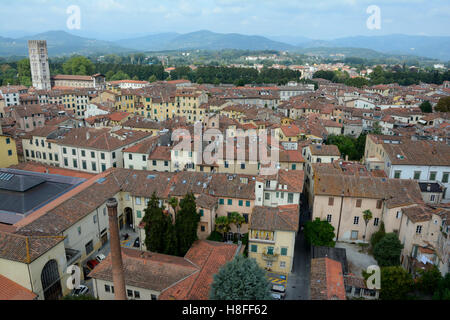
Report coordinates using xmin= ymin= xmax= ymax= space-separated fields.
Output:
xmin=0 ymin=0 xmax=449 ymax=40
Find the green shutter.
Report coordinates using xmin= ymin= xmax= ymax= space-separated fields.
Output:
xmin=281 ymin=247 xmax=288 ymax=256
xmin=251 ymin=245 xmax=257 ymax=253
xmin=239 ymin=200 xmax=243 ymax=206
xmin=246 ymin=201 xmax=250 ymax=207
xmin=219 ymin=199 xmax=224 ymax=205
xmin=137 ymin=210 xmax=142 ymax=218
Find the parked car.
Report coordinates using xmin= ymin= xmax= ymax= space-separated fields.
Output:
xmin=96 ymin=254 xmax=106 ymax=262
xmin=133 ymin=237 xmax=140 ymax=248
xmin=271 ymin=284 xmax=286 ymax=299
xmin=87 ymin=259 xmax=99 ymax=270
xmin=72 ymin=285 xmax=89 ymax=296
xmin=271 ymin=292 xmax=283 ymax=300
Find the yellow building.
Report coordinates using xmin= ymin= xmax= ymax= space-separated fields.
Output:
xmin=248 ymin=205 xmax=299 ymax=275
xmin=0 ymin=133 xmax=18 ymax=168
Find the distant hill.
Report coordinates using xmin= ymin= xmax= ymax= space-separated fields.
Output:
xmin=0 ymin=31 xmax=130 ymax=57
xmin=116 ymin=30 xmax=295 ymax=51
xmin=299 ymin=34 xmax=450 ymax=61
xmin=0 ymin=30 xmax=448 ymax=61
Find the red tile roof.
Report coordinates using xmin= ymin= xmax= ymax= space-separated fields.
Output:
xmin=0 ymin=275 xmax=37 ymax=300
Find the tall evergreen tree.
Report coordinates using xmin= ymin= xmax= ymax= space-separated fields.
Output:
xmin=175 ymin=192 xmax=200 ymax=256
xmin=143 ymin=192 xmax=174 ymax=254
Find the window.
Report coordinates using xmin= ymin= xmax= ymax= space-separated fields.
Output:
xmin=73 ymin=159 xmax=78 ymax=168
xmin=396 ymin=211 xmax=401 ymax=219
xmin=5 ymin=138 xmax=10 ymax=144
xmin=280 ymin=261 xmax=286 ymax=268
xmin=351 ymin=230 xmax=358 ymax=240
xmin=281 ymin=247 xmax=288 ymax=256
xmin=136 ymin=210 xmax=142 ymax=218
xmin=127 ymin=290 xmax=133 ymax=297
xmin=240 ymin=163 xmax=245 ymax=169
xmin=429 ymin=171 xmax=437 ymax=181
xmin=82 ymin=161 xmax=87 ymax=170
xmin=430 ymin=195 xmax=435 ymax=202
xmin=442 ymin=172 xmax=449 ymax=183
xmin=374 ymin=218 xmax=379 ymax=226
xmin=328 ymin=197 xmax=334 ymax=206
xmin=327 ymin=214 xmax=332 ymax=223
xmin=199 ymin=209 xmax=204 ymax=216
xmin=72 ymin=149 xmax=76 ymax=156
xmin=128 ymin=154 xmax=132 ymax=160
xmin=265 ymin=193 xmax=270 ymax=200
xmin=288 ymin=193 xmax=294 ymax=203
xmin=85 ymin=240 xmax=93 ymax=255
xmin=152 ymin=160 xmax=157 ymax=166
xmin=103 ymin=207 xmax=107 ymax=216
xmin=77 ymin=226 xmax=81 ymax=235
xmin=93 ymin=215 xmax=97 ymax=224
xmin=101 ymin=164 xmax=106 ymax=172
xmin=92 ymin=162 xmax=97 ymax=171
xmin=164 ymin=161 xmax=168 ymax=167
xmin=224 ymin=161 xmax=229 ymax=168
xmin=25 ymin=150 xmax=29 ymax=157
xmin=81 ymin=150 xmax=85 ymax=157
xmin=219 ymin=199 xmax=224 ymax=205
xmin=8 ymin=150 xmax=12 ymax=156
xmin=416 ymin=225 xmax=422 ymax=234
xmin=394 ymin=170 xmax=401 ymax=179
xmin=267 ymin=247 xmax=274 ymax=255
xmin=136 ymin=197 xmax=141 ymax=205
xmin=246 ymin=201 xmax=250 ymax=207
xmin=243 ymin=214 xmax=249 ymax=223
xmin=112 ymin=152 xmax=116 ymax=159
xmin=376 ymin=200 xmax=382 ymax=209
xmin=353 ymin=217 xmax=359 ymax=225
xmin=251 ymin=244 xmax=257 ymax=253
xmin=63 ymin=147 xmax=67 ymax=154
xmin=105 ymin=285 xmax=111 ymax=293
xmin=414 ymin=171 xmax=421 ymax=180
xmin=292 ymin=164 xmax=296 ymax=170
xmin=356 ymin=199 xmax=362 ymax=208
xmin=151 ymin=294 xmax=157 ymax=300
xmin=201 ymin=226 xmax=205 ymax=232
xmin=239 ymin=200 xmax=243 ymax=206
xmin=227 ymin=199 xmax=232 ymax=205
xmin=134 ymin=291 xmax=140 ymax=299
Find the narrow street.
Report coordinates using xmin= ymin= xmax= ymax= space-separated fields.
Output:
xmin=286 ymin=194 xmax=311 ymax=300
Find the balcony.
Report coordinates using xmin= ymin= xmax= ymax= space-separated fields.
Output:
xmin=262 ymin=250 xmax=279 ymax=261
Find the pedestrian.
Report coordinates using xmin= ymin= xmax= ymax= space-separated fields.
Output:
xmin=300 ymin=225 xmax=304 ymax=232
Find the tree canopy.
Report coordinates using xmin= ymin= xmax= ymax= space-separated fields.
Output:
xmin=419 ymin=100 xmax=433 ymax=113
xmin=210 ymin=255 xmax=272 ymax=300
xmin=62 ymin=56 xmax=95 ymax=75
xmin=325 ymin=133 xmax=367 ymax=161
xmin=373 ymin=233 xmax=403 ymax=267
xmin=380 ymin=266 xmax=414 ymax=300
xmin=304 ymin=218 xmax=335 ymax=247
xmin=175 ymin=192 xmax=200 ymax=256
xmin=435 ymin=96 xmax=450 ymax=112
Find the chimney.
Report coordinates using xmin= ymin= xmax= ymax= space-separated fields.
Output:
xmin=106 ymin=198 xmax=127 ymax=300
xmin=345 ymin=155 xmax=349 ymax=161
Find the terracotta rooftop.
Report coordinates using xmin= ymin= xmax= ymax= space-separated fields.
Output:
xmin=250 ymin=205 xmax=299 ymax=232
xmin=0 ymin=275 xmax=37 ymax=300
xmin=310 ymin=257 xmax=346 ymax=300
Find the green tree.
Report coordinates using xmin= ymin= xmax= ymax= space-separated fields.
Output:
xmin=210 ymin=255 xmax=272 ymax=300
xmin=362 ymin=209 xmax=373 ymax=241
xmin=143 ymin=192 xmax=175 ymax=254
xmin=380 ymin=266 xmax=414 ymax=300
xmin=148 ymin=75 xmax=157 ymax=83
xmin=433 ymin=273 xmax=450 ymax=300
xmin=62 ymin=56 xmax=95 ymax=75
xmin=17 ymin=59 xmax=31 ymax=86
xmin=419 ymin=100 xmax=433 ymax=113
xmin=110 ymin=70 xmax=130 ymax=81
xmin=371 ymin=121 xmax=383 ymax=135
xmin=435 ymin=96 xmax=450 ymax=112
xmin=168 ymin=197 xmax=179 ymax=216
xmin=304 ymin=218 xmax=335 ymax=247
xmin=228 ymin=211 xmax=245 ymax=236
xmin=215 ymin=216 xmax=230 ymax=235
xmin=416 ymin=265 xmax=442 ymax=295
xmin=175 ymin=192 xmax=200 ymax=256
xmin=373 ymin=233 xmax=403 ymax=267
xmin=370 ymin=221 xmax=385 ymax=249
